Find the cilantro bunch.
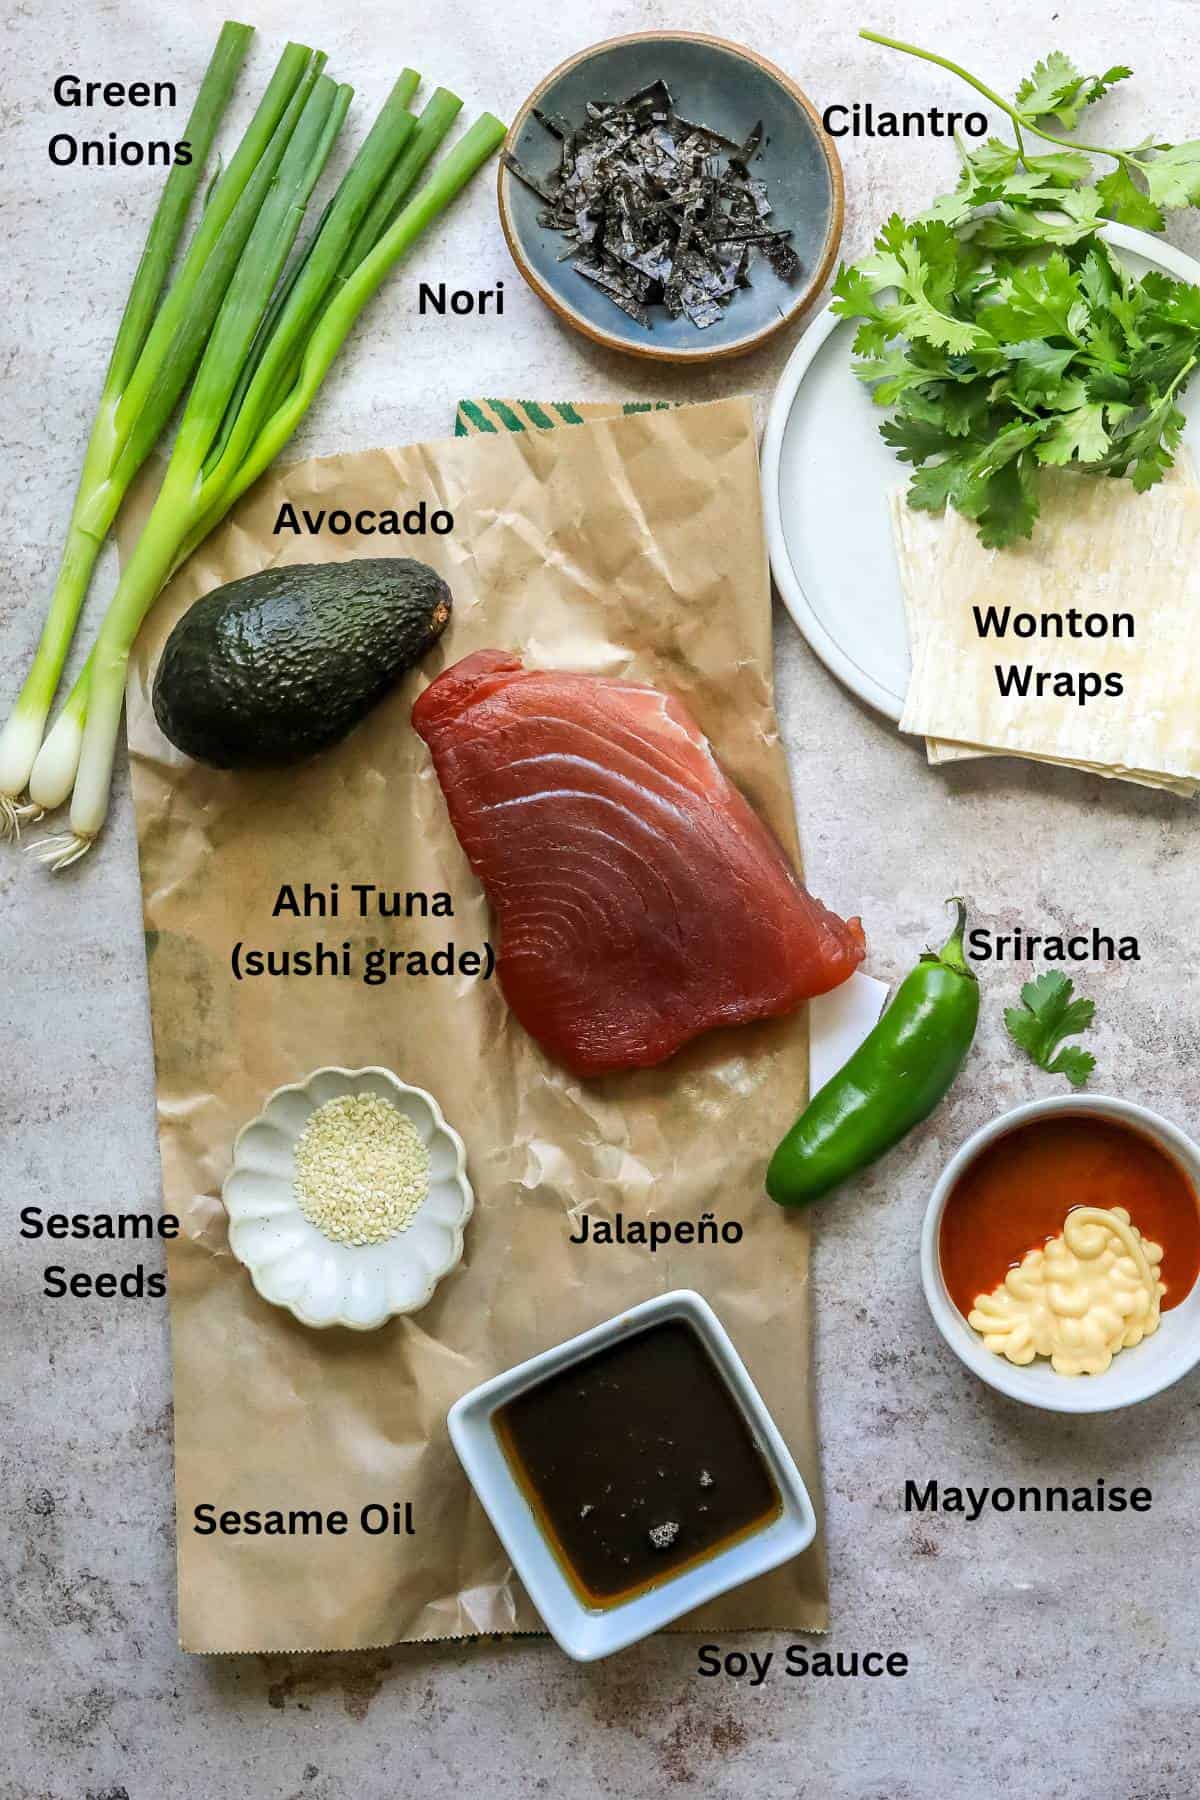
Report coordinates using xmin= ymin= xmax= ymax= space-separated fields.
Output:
xmin=833 ymin=36 xmax=1200 ymax=547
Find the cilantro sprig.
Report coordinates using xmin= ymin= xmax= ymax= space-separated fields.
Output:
xmin=834 ymin=33 xmax=1200 ymax=546
xmin=1004 ymin=972 xmax=1097 ymax=1087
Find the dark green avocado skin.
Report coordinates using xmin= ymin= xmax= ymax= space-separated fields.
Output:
xmin=152 ymin=558 xmax=452 ymax=768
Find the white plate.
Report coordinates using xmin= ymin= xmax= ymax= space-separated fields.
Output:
xmin=762 ymin=223 xmax=1200 ymax=721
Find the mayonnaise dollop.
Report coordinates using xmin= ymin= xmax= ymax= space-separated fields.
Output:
xmin=967 ymin=1206 xmax=1165 ymax=1377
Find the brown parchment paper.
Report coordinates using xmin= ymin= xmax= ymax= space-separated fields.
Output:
xmin=123 ymin=395 xmax=829 ymax=1653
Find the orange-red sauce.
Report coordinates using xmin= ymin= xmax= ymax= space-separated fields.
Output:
xmin=939 ymin=1114 xmax=1200 ymax=1319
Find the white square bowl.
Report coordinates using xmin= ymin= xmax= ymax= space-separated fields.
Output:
xmin=447 ymin=1289 xmax=817 ymax=1660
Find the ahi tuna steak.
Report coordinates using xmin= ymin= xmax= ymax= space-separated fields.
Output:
xmin=412 ymin=650 xmax=865 ymax=1077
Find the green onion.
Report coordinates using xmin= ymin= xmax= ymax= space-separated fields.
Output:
xmin=35 ymin=105 xmax=505 ymax=867
xmin=348 ymin=86 xmax=464 ymax=261
xmin=25 ymin=672 xmax=88 ymax=817
xmin=105 ymin=23 xmax=255 ymax=398
xmin=209 ymin=71 xmax=424 ymax=479
xmin=108 ymin=43 xmax=324 ymax=480
xmin=243 ymin=83 xmax=462 ymax=433
xmin=182 ymin=113 xmax=508 ymax=563
xmin=0 ymin=25 xmax=328 ymax=833
xmin=258 ymin=66 xmax=422 ymax=325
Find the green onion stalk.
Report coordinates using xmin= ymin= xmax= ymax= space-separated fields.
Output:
xmin=0 ymin=25 xmax=330 ymax=835
xmin=33 ymin=106 xmax=506 ymax=869
xmin=249 ymin=85 xmax=465 ymax=419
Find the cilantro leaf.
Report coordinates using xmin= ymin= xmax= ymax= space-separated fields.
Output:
xmin=1015 ymin=54 xmax=1132 ymax=130
xmin=892 ymin=295 xmax=985 ymax=354
xmin=1160 ymin=282 xmax=1200 ymax=330
xmin=1128 ymin=400 xmax=1186 ymax=490
xmin=1093 ymin=390 xmax=1188 ymax=489
xmin=907 ymin=457 xmax=967 ymax=512
xmin=856 ymin=212 xmax=913 ymax=291
xmin=1140 ymin=140 xmax=1200 ymax=210
xmin=1039 ymin=185 xmax=1108 ymax=234
xmin=1000 ymin=169 xmax=1082 ymax=206
xmin=985 ymin=253 xmax=1081 ymax=342
xmin=1024 ymin=149 xmax=1095 ymax=186
xmin=831 ymin=262 xmax=884 ymax=314
xmin=1015 ymin=52 xmax=1086 ymax=124
xmin=921 ymin=187 xmax=977 ymax=228
xmin=970 ymin=450 xmax=1041 ymax=547
xmin=852 ymin=349 xmax=944 ymax=405
xmin=1128 ymin=339 xmax=1199 ymax=394
xmin=1048 ymin=1045 xmax=1098 ymax=1086
xmin=1091 ymin=65 xmax=1134 ymax=104
xmin=912 ymin=424 xmax=1046 ymax=545
xmin=832 ymin=264 xmax=907 ymax=358
xmin=975 ymin=185 xmax=1108 ymax=252
xmin=933 ymin=381 xmax=992 ymax=436
xmin=881 ymin=413 xmax=956 ymax=464
xmin=1036 ymin=400 xmax=1111 ymax=464
xmin=1097 ymin=164 xmax=1166 ymax=232
xmin=1004 ymin=972 xmax=1097 ymax=1087
xmin=848 ymin=316 xmax=892 ymax=357
xmin=1004 ymin=339 xmax=1077 ymax=402
xmin=1079 ymin=245 xmax=1119 ymax=312
xmin=965 ymin=137 xmax=1022 ymax=183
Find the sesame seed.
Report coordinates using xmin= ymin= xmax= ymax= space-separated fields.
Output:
xmin=293 ymin=1093 xmax=430 ymax=1246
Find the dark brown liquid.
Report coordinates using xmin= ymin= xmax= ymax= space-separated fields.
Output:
xmin=495 ymin=1320 xmax=781 ymax=1609
xmin=940 ymin=1114 xmax=1200 ymax=1318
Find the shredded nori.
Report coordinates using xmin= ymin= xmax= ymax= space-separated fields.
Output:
xmin=505 ymin=79 xmax=800 ymax=331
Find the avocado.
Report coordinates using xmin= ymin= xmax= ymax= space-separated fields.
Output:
xmin=152 ymin=558 xmax=452 ymax=768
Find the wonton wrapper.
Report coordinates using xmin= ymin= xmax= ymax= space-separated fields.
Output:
xmin=891 ymin=457 xmax=1200 ymax=795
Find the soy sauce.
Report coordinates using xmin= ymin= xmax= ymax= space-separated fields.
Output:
xmin=495 ymin=1320 xmax=781 ymax=1609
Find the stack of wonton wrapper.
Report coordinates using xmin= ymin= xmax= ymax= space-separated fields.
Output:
xmin=891 ymin=454 xmax=1200 ymax=796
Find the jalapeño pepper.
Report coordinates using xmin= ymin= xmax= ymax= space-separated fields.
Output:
xmin=766 ymin=899 xmax=979 ymax=1207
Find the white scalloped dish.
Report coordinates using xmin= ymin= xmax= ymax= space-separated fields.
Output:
xmin=223 ymin=1066 xmax=473 ymax=1330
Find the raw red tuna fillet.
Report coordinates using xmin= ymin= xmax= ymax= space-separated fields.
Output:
xmin=412 ymin=650 xmax=866 ymax=1077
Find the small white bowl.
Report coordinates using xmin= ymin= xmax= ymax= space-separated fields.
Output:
xmin=448 ymin=1290 xmax=816 ymax=1660
xmin=223 ymin=1066 xmax=473 ymax=1331
xmin=921 ymin=1095 xmax=1200 ymax=1414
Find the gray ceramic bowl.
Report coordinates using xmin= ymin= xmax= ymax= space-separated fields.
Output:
xmin=498 ymin=32 xmax=844 ymax=364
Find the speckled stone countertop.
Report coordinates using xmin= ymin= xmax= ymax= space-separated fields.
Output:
xmin=4 ymin=2 xmax=1199 ymax=1794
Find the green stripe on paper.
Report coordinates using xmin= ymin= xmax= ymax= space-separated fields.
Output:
xmin=455 ymin=397 xmax=678 ymax=435
xmin=489 ymin=399 xmax=527 ymax=432
xmin=458 ymin=400 xmax=497 ymax=435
